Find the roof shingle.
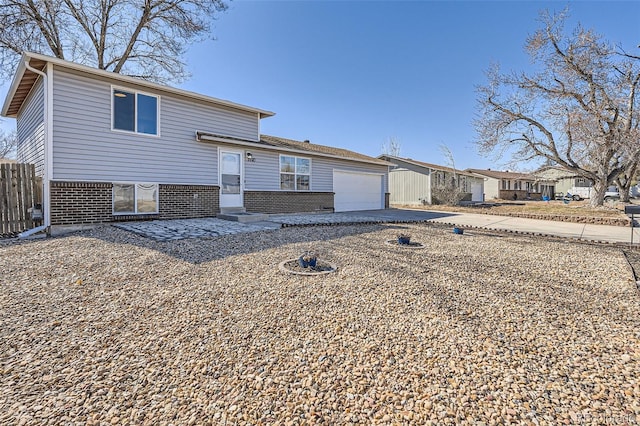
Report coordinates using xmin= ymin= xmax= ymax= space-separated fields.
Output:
xmin=259 ymin=135 xmax=388 ymax=165
xmin=466 ymin=168 xmax=534 ymax=180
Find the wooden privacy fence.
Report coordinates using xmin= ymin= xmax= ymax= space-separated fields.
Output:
xmin=0 ymin=163 xmax=42 ymax=235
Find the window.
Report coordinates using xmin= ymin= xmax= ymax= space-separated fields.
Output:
xmin=221 ymin=152 xmax=241 ymax=194
xmin=280 ymin=155 xmax=310 ymax=190
xmin=576 ymin=178 xmax=591 ymax=188
xmin=459 ymin=176 xmax=468 ymax=192
xmin=113 ymin=183 xmax=158 ymax=214
xmin=112 ymin=88 xmax=158 ymax=135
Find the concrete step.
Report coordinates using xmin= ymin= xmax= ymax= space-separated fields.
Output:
xmin=217 ymin=212 xmax=270 ymax=223
xmin=219 ymin=207 xmax=246 ymax=214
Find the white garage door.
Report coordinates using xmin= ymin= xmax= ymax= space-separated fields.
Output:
xmin=333 ymin=170 xmax=384 ymax=212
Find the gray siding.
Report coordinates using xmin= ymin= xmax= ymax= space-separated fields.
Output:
xmin=51 ymin=67 xmax=260 ymax=184
xmin=243 ymin=148 xmax=280 ymax=191
xmin=16 ymin=78 xmax=45 ymax=176
xmin=313 ymin=157 xmax=388 ymax=192
xmin=244 ymin=149 xmax=388 ymax=192
xmin=389 ymin=169 xmax=430 ymax=205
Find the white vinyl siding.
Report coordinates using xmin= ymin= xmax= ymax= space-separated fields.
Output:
xmin=484 ymin=178 xmax=500 ymax=199
xmin=388 ymin=169 xmax=430 ymax=205
xmin=50 ymin=67 xmax=260 ymax=184
xmin=16 ymin=78 xmax=45 ymax=176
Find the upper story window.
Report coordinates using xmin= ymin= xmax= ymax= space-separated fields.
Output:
xmin=280 ymin=155 xmax=310 ymax=190
xmin=112 ymin=88 xmax=159 ymax=135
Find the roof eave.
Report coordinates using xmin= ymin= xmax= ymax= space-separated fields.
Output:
xmin=1 ymin=53 xmax=29 ymax=117
xmin=197 ymin=131 xmax=391 ymax=166
xmin=2 ymin=51 xmax=276 ymax=119
xmin=381 ymin=155 xmax=477 ymax=177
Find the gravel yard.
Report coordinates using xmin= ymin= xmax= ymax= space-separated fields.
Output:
xmin=1 ymin=224 xmax=639 ymax=425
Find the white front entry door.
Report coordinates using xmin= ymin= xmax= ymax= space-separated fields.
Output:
xmin=219 ymin=150 xmax=243 ymax=209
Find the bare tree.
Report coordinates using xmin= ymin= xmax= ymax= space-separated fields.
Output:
xmin=430 ymin=144 xmax=467 ymax=206
xmin=0 ymin=0 xmax=229 ymax=84
xmin=616 ymin=45 xmax=640 ymax=202
xmin=615 ymin=162 xmax=637 ymax=202
xmin=381 ymin=137 xmax=401 ymax=157
xmin=0 ymin=129 xmax=17 ymax=159
xmin=475 ymin=10 xmax=640 ymax=207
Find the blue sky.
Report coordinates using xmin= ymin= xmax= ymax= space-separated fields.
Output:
xmin=2 ymin=1 xmax=639 ymax=169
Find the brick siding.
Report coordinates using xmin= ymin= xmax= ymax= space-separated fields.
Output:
xmin=244 ymin=191 xmax=334 ymax=214
xmin=498 ymin=189 xmax=542 ymax=201
xmin=159 ymin=185 xmax=219 ymax=219
xmin=49 ymin=181 xmax=219 ymax=225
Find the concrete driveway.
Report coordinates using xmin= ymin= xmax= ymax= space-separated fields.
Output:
xmin=114 ymin=208 xmax=639 ymax=244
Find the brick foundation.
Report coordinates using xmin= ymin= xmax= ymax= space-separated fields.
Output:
xmin=50 ymin=181 xmax=113 ymax=225
xmin=158 ymin=184 xmax=219 ymax=219
xmin=49 ymin=181 xmax=219 ymax=225
xmin=244 ymin=191 xmax=334 ymax=214
xmin=498 ymin=190 xmax=543 ymax=201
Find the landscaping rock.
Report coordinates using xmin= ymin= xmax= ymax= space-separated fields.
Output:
xmin=0 ymin=224 xmax=638 ymax=424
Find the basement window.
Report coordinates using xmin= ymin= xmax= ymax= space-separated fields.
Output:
xmin=113 ymin=183 xmax=159 ymax=214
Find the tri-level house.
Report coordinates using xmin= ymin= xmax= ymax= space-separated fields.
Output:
xmin=2 ymin=52 xmax=390 ymax=232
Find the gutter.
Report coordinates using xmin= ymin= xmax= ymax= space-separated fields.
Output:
xmin=196 ymin=131 xmax=392 ymax=167
xmin=23 ymin=59 xmax=51 ymax=234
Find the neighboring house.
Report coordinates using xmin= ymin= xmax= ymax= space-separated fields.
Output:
xmin=466 ymin=169 xmax=553 ymax=200
xmin=1 ymin=52 xmax=390 ymax=231
xmin=379 ymin=155 xmax=484 ymax=205
xmin=533 ymin=165 xmax=591 ymax=195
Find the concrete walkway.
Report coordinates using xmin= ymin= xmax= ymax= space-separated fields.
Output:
xmin=418 ymin=209 xmax=640 ymax=245
xmin=274 ymin=208 xmax=640 ymax=245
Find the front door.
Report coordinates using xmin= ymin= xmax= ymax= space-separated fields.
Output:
xmin=219 ymin=150 xmax=243 ymax=209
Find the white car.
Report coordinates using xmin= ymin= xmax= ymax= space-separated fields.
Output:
xmin=566 ymin=186 xmax=619 ymax=201
xmin=603 ymin=189 xmax=620 ymax=201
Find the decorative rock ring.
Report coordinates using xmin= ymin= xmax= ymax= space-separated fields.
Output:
xmin=278 ymin=259 xmax=338 ymax=275
xmin=384 ymin=240 xmax=426 ymax=249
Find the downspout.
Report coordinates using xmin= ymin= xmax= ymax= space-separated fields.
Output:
xmin=23 ymin=59 xmax=51 ymax=235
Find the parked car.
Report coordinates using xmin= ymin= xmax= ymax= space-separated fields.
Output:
xmin=566 ymin=186 xmax=619 ymax=201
